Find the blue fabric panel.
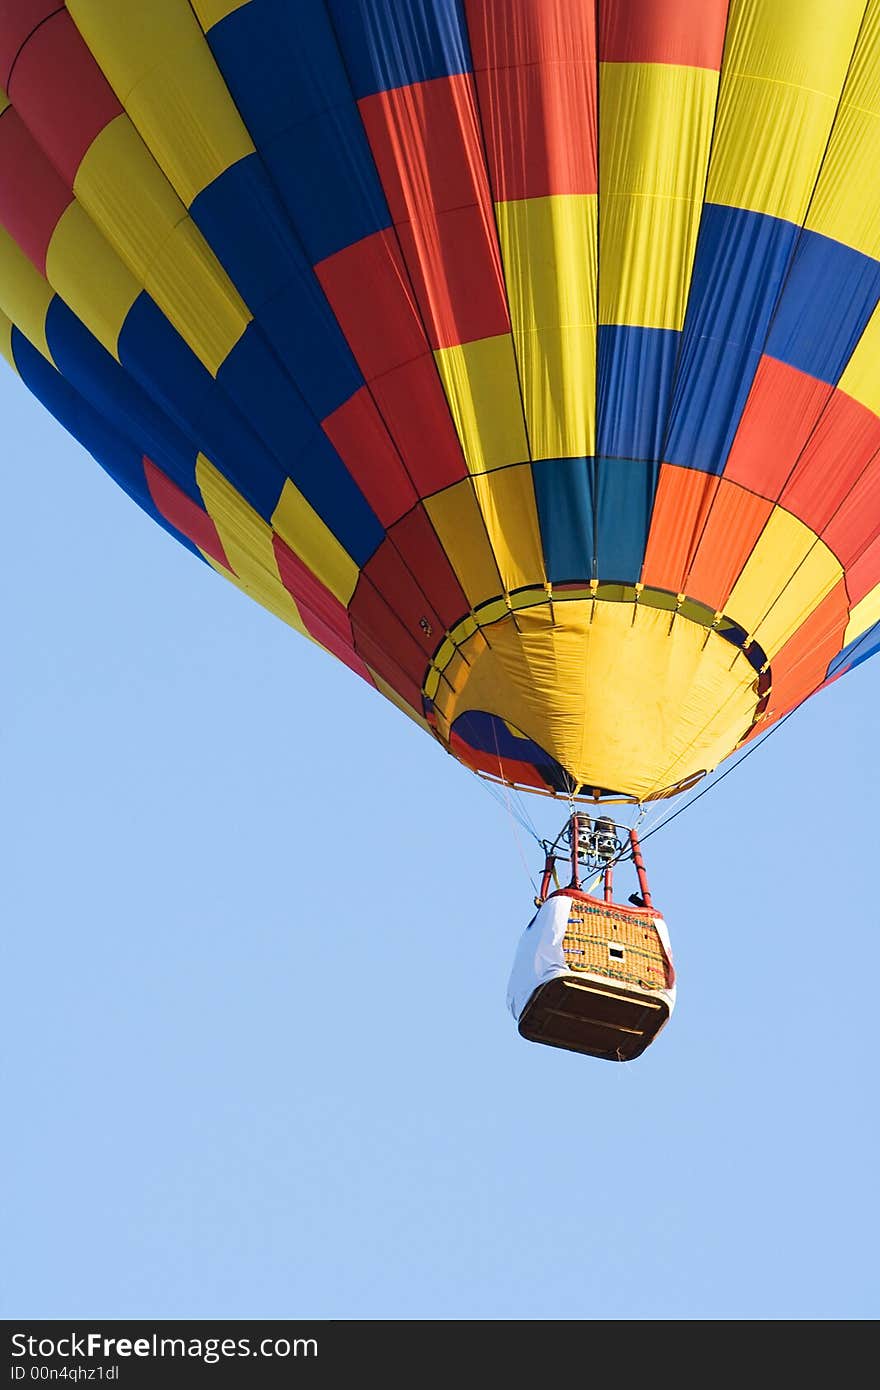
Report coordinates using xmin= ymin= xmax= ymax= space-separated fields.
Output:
xmin=44 ymin=298 xmax=201 ymax=502
xmin=118 ymin=292 xmax=286 ymax=522
xmin=595 ymin=457 xmax=658 ymax=584
xmin=207 ymin=0 xmax=390 ymax=262
xmin=826 ymin=619 xmax=880 ymax=680
xmin=191 ymin=153 xmax=362 ymax=417
xmin=11 ymin=327 xmax=202 ymax=561
xmin=217 ymin=326 xmax=384 ymax=564
xmin=532 ymin=457 xmax=595 ymax=583
xmin=597 ymin=325 xmax=680 ymax=461
xmin=450 ymin=710 xmax=571 ymax=793
xmin=664 ymin=205 xmax=798 ymax=475
xmin=259 ymin=110 xmax=389 ymax=265
xmin=765 ymin=230 xmax=880 ymax=384
xmin=327 ymin=0 xmax=472 ymax=98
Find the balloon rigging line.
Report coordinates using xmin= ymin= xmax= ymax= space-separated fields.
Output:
xmin=489 ymin=723 xmax=541 ymax=892
xmin=475 ymin=616 xmax=877 ymax=880
xmin=640 ymin=621 xmax=879 ymax=845
xmin=638 ymin=711 xmax=797 ymax=846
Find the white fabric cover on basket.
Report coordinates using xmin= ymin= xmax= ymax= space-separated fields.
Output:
xmin=507 ymin=895 xmax=676 ymax=1021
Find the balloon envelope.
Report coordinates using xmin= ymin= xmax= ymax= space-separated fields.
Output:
xmin=1 ymin=0 xmax=879 ymax=800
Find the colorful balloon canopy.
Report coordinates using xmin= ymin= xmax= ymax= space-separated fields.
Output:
xmin=1 ymin=0 xmax=879 ymax=801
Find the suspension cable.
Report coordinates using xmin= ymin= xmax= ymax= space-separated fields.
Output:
xmin=640 ymin=620 xmax=880 ymax=845
xmin=638 ymin=711 xmax=796 ymax=846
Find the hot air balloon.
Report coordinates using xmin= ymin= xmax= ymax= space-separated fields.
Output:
xmin=1 ymin=1 xmax=879 ymax=1059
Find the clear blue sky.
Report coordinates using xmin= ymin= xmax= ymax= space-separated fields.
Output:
xmin=2 ymin=369 xmax=878 ymax=1322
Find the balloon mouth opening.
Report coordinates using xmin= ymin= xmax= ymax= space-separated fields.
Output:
xmin=421 ymin=585 xmax=771 ymax=800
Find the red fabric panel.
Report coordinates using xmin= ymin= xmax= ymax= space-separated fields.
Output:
xmin=466 ymin=0 xmax=597 ymax=200
xmin=352 ymin=625 xmax=425 ymax=712
xmin=315 ymin=229 xmax=427 ymax=381
xmin=315 ymin=230 xmax=467 ymax=494
xmin=641 ymin=463 xmax=719 ymax=594
xmin=845 ymin=533 xmax=880 ymax=606
xmin=780 ymin=389 xmax=880 ymax=537
xmin=273 ymin=535 xmax=374 ymax=682
xmin=321 ymin=388 xmax=417 ymax=528
xmin=295 ymin=605 xmax=374 ymax=684
xmin=272 ymin=534 xmax=353 ymax=639
xmin=367 ymin=354 xmax=467 ymax=494
xmin=0 ymin=0 xmax=59 ymax=87
xmin=0 ymin=106 xmax=71 ymax=270
xmin=361 ymin=539 xmax=444 ymax=660
xmin=143 ymin=459 xmax=230 ymax=569
xmin=725 ymin=356 xmax=833 ymax=500
xmin=600 ymin=0 xmax=729 ymax=69
xmin=685 ymin=479 xmax=774 ymax=610
xmin=757 ymin=579 xmax=849 ymax=723
xmin=823 ymin=459 xmax=880 ymax=570
xmin=8 ymin=10 xmax=121 ymax=184
xmin=388 ymin=505 xmax=469 ymax=628
xmin=448 ymin=730 xmax=548 ymax=790
xmin=359 ymin=76 xmax=509 ymax=347
xmin=350 ymin=576 xmax=431 ymax=686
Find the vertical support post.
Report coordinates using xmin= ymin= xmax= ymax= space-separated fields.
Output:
xmin=604 ymin=862 xmax=614 ymax=903
xmin=538 ymin=854 xmax=556 ymax=905
xmin=629 ymin=826 xmax=653 ymax=908
xmin=570 ymin=813 xmax=581 ymax=891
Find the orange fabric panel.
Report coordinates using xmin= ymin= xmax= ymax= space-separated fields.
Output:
xmin=780 ymin=388 xmax=880 ymax=538
xmin=600 ymin=0 xmax=729 ymax=69
xmin=846 ymin=532 xmax=880 ymax=606
xmin=684 ymin=479 xmax=774 ymax=612
xmin=759 ymin=579 xmax=849 ymax=721
xmin=823 ymin=455 xmax=880 ymax=570
xmin=640 ymin=463 xmax=719 ymax=594
xmin=725 ymin=355 xmax=833 ymax=500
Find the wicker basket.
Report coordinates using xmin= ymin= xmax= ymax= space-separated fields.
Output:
xmin=562 ymin=898 xmax=670 ymax=991
xmin=517 ymin=891 xmax=673 ymax=1061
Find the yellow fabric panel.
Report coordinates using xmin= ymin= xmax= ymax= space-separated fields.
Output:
xmin=68 ymin=0 xmax=254 ymax=207
xmin=443 ymin=600 xmax=758 ymax=800
xmin=0 ymin=90 xmax=8 ymax=118
xmin=440 ymin=648 xmax=472 ymax=694
xmin=707 ymin=0 xmax=865 ymax=224
xmin=433 ymin=335 xmax=528 ymax=473
xmin=432 ymin=672 xmax=457 ymax=726
xmin=808 ymin=5 xmax=880 ymax=256
xmin=511 ymin=586 xmax=550 ymax=612
xmin=471 ymin=465 xmax=545 ymax=594
xmin=45 ymin=202 xmax=138 ymax=358
xmin=838 ymin=300 xmax=880 ymax=413
xmin=448 ymin=614 xmax=479 ymax=648
xmin=598 ymin=63 xmax=718 ymax=331
xmin=191 ymin=0 xmax=251 ymax=31
xmin=73 ymin=115 xmax=250 ymax=374
xmin=0 ymin=227 xmax=54 ymax=363
xmin=204 ymin=554 xmax=309 ymax=636
xmin=144 ymin=218 xmax=249 ymax=375
xmin=726 ymin=508 xmax=842 ymax=655
xmin=270 ymin=478 xmax=359 ymax=605
xmin=0 ymin=308 xmax=15 ymax=371
xmin=496 ymin=194 xmax=596 ymax=459
xmin=75 ymin=116 xmax=185 ymax=279
xmin=197 ymin=457 xmax=307 ymax=633
xmin=432 ymin=637 xmax=457 ymax=671
xmin=423 ymin=665 xmax=441 ymax=701
xmin=473 ymin=596 xmax=509 ymax=626
xmin=424 ymin=481 xmax=504 ymax=608
xmin=368 ymin=670 xmax=433 ymax=733
xmin=844 ymin=584 xmax=880 ymax=646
